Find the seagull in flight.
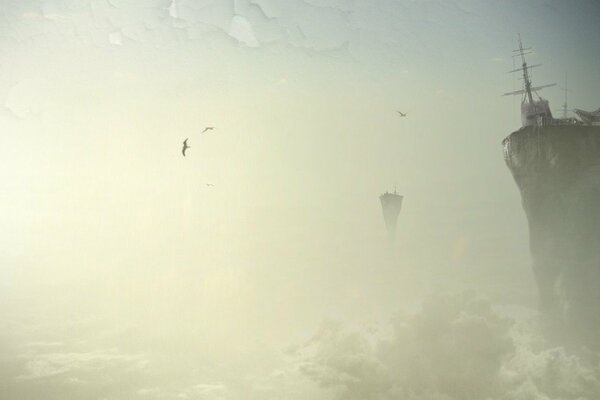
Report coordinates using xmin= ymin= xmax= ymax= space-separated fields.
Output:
xmin=182 ymin=138 xmax=190 ymax=157
xmin=202 ymin=126 xmax=215 ymax=133
xmin=397 ymin=111 xmax=407 ymax=117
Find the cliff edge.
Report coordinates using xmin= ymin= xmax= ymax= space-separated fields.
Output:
xmin=503 ymin=125 xmax=600 ymax=345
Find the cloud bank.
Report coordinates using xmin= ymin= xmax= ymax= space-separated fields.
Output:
xmin=294 ymin=293 xmax=600 ymax=400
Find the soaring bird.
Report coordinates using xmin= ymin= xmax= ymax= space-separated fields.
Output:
xmin=202 ymin=126 xmax=215 ymax=133
xmin=182 ymin=138 xmax=190 ymax=156
xmin=397 ymin=111 xmax=407 ymax=117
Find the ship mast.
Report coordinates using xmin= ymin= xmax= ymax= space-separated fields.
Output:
xmin=560 ymin=73 xmax=570 ymax=118
xmin=503 ymin=36 xmax=555 ymax=100
xmin=515 ymin=34 xmax=534 ymax=104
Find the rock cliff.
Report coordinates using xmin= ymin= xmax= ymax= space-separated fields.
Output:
xmin=503 ymin=125 xmax=600 ymax=345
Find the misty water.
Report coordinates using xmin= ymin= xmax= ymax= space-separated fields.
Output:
xmin=2 ymin=1 xmax=600 ymax=399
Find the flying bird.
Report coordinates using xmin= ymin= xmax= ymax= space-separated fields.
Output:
xmin=202 ymin=126 xmax=215 ymax=133
xmin=182 ymin=138 xmax=190 ymax=156
xmin=397 ymin=111 xmax=407 ymax=117
xmin=205 ymin=183 xmax=214 ymax=187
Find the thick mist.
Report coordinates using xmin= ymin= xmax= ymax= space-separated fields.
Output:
xmin=2 ymin=1 xmax=600 ymax=399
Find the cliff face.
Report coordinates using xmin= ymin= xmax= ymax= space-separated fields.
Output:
xmin=503 ymin=125 xmax=600 ymax=345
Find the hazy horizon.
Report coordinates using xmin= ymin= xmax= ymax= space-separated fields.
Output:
xmin=2 ymin=1 xmax=600 ymax=399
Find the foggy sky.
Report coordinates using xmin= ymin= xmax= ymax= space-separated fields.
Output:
xmin=1 ymin=1 xmax=600 ymax=399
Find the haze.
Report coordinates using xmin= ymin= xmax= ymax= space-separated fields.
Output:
xmin=2 ymin=1 xmax=600 ymax=399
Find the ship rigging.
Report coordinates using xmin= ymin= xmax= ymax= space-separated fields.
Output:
xmin=503 ymin=35 xmax=556 ymax=127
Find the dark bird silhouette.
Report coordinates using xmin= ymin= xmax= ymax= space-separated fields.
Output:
xmin=202 ymin=126 xmax=215 ymax=133
xmin=397 ymin=111 xmax=407 ymax=117
xmin=182 ymin=138 xmax=190 ymax=156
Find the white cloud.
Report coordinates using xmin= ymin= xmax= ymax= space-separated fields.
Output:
xmin=109 ymin=31 xmax=123 ymax=46
xmin=296 ymin=293 xmax=600 ymax=400
xmin=229 ymin=15 xmax=260 ymax=47
xmin=17 ymin=349 xmax=148 ymax=380
xmin=168 ymin=0 xmax=179 ymax=19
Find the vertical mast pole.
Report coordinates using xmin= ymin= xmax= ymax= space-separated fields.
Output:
xmin=562 ymin=73 xmax=569 ymax=119
xmin=518 ymin=34 xmax=534 ymax=104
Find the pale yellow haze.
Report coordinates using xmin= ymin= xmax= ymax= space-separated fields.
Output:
xmin=2 ymin=1 xmax=600 ymax=399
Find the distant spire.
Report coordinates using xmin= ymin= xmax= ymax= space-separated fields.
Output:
xmin=380 ymin=191 xmax=403 ymax=243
